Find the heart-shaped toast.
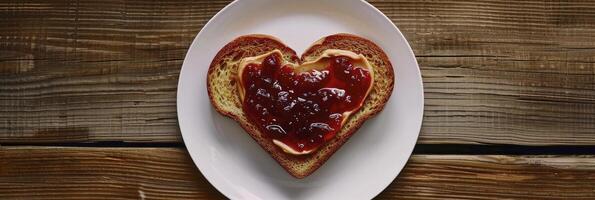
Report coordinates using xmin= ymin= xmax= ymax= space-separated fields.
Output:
xmin=207 ymin=33 xmax=394 ymax=178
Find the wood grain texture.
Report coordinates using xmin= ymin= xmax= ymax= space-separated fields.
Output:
xmin=373 ymin=0 xmax=595 ymax=145
xmin=0 ymin=0 xmax=594 ymax=144
xmin=0 ymin=0 xmax=230 ymax=143
xmin=1 ymin=147 xmax=595 ymax=199
xmin=0 ymin=147 xmax=226 ymax=199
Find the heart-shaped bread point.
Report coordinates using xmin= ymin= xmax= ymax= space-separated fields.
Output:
xmin=238 ymin=49 xmax=374 ymax=155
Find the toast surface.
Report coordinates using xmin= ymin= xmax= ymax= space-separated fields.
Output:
xmin=207 ymin=33 xmax=394 ymax=178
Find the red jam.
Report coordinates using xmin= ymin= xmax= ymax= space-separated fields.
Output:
xmin=241 ymin=53 xmax=372 ymax=153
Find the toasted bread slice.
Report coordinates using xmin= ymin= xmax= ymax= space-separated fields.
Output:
xmin=207 ymin=33 xmax=394 ymax=178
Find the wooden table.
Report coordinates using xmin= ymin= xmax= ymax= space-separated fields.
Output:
xmin=1 ymin=0 xmax=595 ymax=199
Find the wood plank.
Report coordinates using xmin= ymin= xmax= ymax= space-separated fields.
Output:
xmin=0 ymin=0 xmax=594 ymax=144
xmin=372 ymin=0 xmax=595 ymax=145
xmin=0 ymin=147 xmax=226 ymax=199
xmin=1 ymin=147 xmax=595 ymax=199
xmin=0 ymin=0 xmax=231 ymax=143
xmin=381 ymin=155 xmax=595 ymax=199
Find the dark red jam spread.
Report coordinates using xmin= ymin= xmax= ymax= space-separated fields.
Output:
xmin=241 ymin=53 xmax=372 ymax=153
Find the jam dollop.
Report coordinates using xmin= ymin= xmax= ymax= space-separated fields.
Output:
xmin=241 ymin=52 xmax=372 ymax=153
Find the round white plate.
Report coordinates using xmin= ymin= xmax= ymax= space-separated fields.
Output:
xmin=177 ymin=0 xmax=423 ymax=199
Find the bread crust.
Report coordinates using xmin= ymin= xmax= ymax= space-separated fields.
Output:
xmin=207 ymin=33 xmax=394 ymax=178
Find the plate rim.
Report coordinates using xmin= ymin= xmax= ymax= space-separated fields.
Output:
xmin=176 ymin=0 xmax=424 ymax=199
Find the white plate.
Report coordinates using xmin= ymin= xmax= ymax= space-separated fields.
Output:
xmin=177 ymin=0 xmax=423 ymax=199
